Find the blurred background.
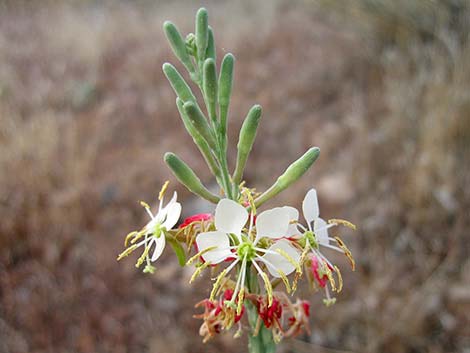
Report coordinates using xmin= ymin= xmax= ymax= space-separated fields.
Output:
xmin=1 ymin=0 xmax=469 ymax=352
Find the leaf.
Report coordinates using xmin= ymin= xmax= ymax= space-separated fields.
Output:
xmin=165 ymin=233 xmax=186 ymax=267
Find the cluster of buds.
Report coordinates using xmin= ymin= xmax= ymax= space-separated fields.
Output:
xmin=117 ymin=7 xmax=357 ymax=350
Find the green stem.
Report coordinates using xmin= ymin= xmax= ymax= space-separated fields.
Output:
xmin=245 ymin=266 xmax=277 ymax=353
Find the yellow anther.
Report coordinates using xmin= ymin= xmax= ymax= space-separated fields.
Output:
xmin=324 ymin=265 xmax=336 ymax=292
xmin=260 ymin=272 xmax=273 ymax=307
xmin=190 ymin=261 xmax=211 ymax=283
xmin=130 ymin=230 xmax=146 ymax=245
xmin=334 ymin=265 xmax=343 ymax=292
xmin=186 ymin=246 xmax=218 ymax=266
xmin=124 ymin=231 xmax=138 ymax=247
xmin=275 ymin=248 xmax=301 ymax=274
xmin=140 ymin=201 xmax=151 ymax=209
xmin=116 ymin=244 xmax=139 ymax=261
xmin=159 ymin=180 xmax=170 ymax=200
xmin=135 ymin=244 xmax=151 ymax=268
xmin=210 ymin=269 xmax=228 ymax=301
xmin=329 ymin=218 xmax=356 ymax=230
xmin=237 ymin=288 xmax=245 ymax=315
xmin=277 ymin=269 xmax=291 ymax=294
xmin=334 ymin=236 xmax=355 ymax=271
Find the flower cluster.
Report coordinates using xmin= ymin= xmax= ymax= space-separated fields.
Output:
xmin=118 ymin=185 xmax=355 ymax=342
xmin=117 ymin=7 xmax=357 ymax=351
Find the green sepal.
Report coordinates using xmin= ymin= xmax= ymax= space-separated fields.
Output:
xmin=162 ymin=63 xmax=197 ymax=103
xmin=205 ymin=26 xmax=216 ymax=62
xmin=195 ymin=8 xmax=209 ymax=61
xmin=183 ymin=101 xmax=217 ymax=150
xmin=165 ymin=232 xmax=186 ymax=267
xmin=164 ymin=152 xmax=220 ymax=203
xmin=218 ymin=53 xmax=235 ymax=137
xmin=255 ymin=147 xmax=320 ymax=207
xmin=203 ymin=58 xmax=218 ymax=123
xmin=233 ymin=104 xmax=262 ymax=184
xmin=163 ymin=21 xmax=195 ymax=74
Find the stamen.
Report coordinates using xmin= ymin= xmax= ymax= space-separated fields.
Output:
xmin=190 ymin=261 xmax=211 ymax=283
xmin=334 ymin=265 xmax=343 ymax=292
xmin=159 ymin=180 xmax=170 ymax=201
xmin=130 ymin=230 xmax=146 ymax=245
xmin=334 ymin=236 xmax=355 ymax=271
xmin=210 ymin=268 xmax=228 ymax=301
xmin=252 ymin=260 xmax=273 ymax=306
xmin=275 ymin=248 xmax=301 ymax=274
xmin=135 ymin=240 xmax=151 ymax=268
xmin=117 ymin=244 xmax=139 ymax=261
xmin=276 ymin=269 xmax=291 ymax=294
xmin=328 ymin=218 xmax=356 ymax=230
xmin=186 ymin=246 xmax=218 ymax=265
xmin=124 ymin=231 xmax=138 ymax=247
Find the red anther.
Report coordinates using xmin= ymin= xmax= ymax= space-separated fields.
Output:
xmin=179 ymin=213 xmax=213 ymax=228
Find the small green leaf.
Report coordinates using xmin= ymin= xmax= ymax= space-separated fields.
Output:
xmin=162 ymin=63 xmax=196 ymax=103
xmin=165 ymin=234 xmax=186 ymax=267
xmin=203 ymin=58 xmax=218 ymax=123
xmin=163 ymin=21 xmax=195 ymax=74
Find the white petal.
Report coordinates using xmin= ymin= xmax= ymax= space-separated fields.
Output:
xmin=256 ymin=207 xmax=290 ymax=240
xmin=195 ymin=231 xmax=233 ymax=264
xmin=302 ymin=188 xmax=320 ymax=224
xmin=151 ymin=236 xmax=166 ymax=261
xmin=162 ymin=202 xmax=182 ymax=229
xmin=283 ymin=206 xmax=300 ymax=236
xmin=262 ymin=239 xmax=300 ymax=277
xmin=215 ymin=199 xmax=248 ymax=236
xmin=158 ymin=191 xmax=177 ymax=219
xmin=314 ymin=217 xmax=329 ymax=245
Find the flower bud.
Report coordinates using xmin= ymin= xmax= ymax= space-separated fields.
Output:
xmin=218 ymin=53 xmax=234 ymax=135
xmin=183 ymin=101 xmax=217 ymax=150
xmin=203 ymin=58 xmax=218 ymax=122
xmin=233 ymin=105 xmax=262 ymax=184
xmin=205 ymin=27 xmax=216 ymax=62
xmin=196 ymin=8 xmax=209 ymax=61
xmin=164 ymin=152 xmax=220 ymax=203
xmin=176 ymin=98 xmax=220 ymax=177
xmin=162 ymin=63 xmax=196 ymax=103
xmin=163 ymin=21 xmax=195 ymax=74
xmin=255 ymin=147 xmax=320 ymax=207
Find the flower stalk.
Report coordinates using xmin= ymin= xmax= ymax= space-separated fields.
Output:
xmin=118 ymin=7 xmax=356 ymax=353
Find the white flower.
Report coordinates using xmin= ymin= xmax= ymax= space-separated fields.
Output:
xmin=194 ymin=199 xmax=301 ymax=309
xmin=295 ymin=188 xmax=355 ymax=303
xmin=118 ymin=185 xmax=181 ymax=273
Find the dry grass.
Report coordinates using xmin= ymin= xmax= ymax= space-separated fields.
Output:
xmin=0 ymin=1 xmax=469 ymax=353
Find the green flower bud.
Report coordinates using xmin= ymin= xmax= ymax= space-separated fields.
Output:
xmin=218 ymin=53 xmax=234 ymax=136
xmin=195 ymin=8 xmax=209 ymax=61
xmin=176 ymin=98 xmax=220 ymax=178
xmin=164 ymin=152 xmax=220 ymax=203
xmin=183 ymin=101 xmax=217 ymax=150
xmin=203 ymin=58 xmax=218 ymax=123
xmin=205 ymin=26 xmax=216 ymax=62
xmin=233 ymin=105 xmax=262 ymax=184
xmin=163 ymin=21 xmax=195 ymax=74
xmin=254 ymin=147 xmax=320 ymax=207
xmin=162 ymin=63 xmax=196 ymax=103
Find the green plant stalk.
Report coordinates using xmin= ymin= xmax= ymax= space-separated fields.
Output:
xmin=246 ymin=265 xmax=277 ymax=353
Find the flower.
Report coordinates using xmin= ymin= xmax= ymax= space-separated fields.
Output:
xmin=117 ymin=182 xmax=182 ymax=273
xmin=193 ymin=199 xmax=301 ymax=312
xmin=194 ymin=289 xmax=245 ymax=342
xmin=291 ymin=188 xmax=355 ymax=304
